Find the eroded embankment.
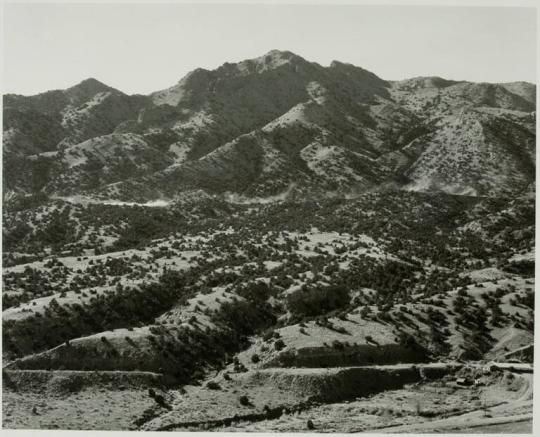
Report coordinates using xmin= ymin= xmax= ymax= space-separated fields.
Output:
xmin=147 ymin=363 xmax=460 ymax=431
xmin=241 ymin=364 xmax=456 ymax=403
xmin=156 ymin=403 xmax=308 ymax=431
xmin=264 ymin=344 xmax=429 ymax=368
xmin=2 ymin=369 xmax=164 ymax=394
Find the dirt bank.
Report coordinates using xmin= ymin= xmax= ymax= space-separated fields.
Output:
xmin=264 ymin=344 xmax=429 ymax=368
xmin=142 ymin=363 xmax=459 ymax=430
xmin=241 ymin=364 xmax=455 ymax=403
xmin=3 ymin=369 xmax=164 ymax=394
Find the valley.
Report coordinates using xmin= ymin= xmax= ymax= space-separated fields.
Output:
xmin=2 ymin=49 xmax=535 ymax=432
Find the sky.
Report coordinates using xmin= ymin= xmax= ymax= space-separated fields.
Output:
xmin=3 ymin=3 xmax=537 ymax=96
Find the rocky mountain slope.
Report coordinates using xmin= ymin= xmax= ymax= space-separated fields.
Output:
xmin=3 ymin=50 xmax=535 ymax=201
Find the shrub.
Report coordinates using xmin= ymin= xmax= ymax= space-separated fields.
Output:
xmin=206 ymin=381 xmax=221 ymax=390
xmin=274 ymin=339 xmax=285 ymax=351
xmin=332 ymin=340 xmax=344 ymax=350
xmin=262 ymin=331 xmax=274 ymax=342
xmin=153 ymin=394 xmax=171 ymax=410
xmin=287 ymin=285 xmax=350 ymax=317
xmin=213 ymin=300 xmax=276 ymax=337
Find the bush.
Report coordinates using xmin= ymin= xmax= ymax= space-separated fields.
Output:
xmin=287 ymin=285 xmax=350 ymax=317
xmin=213 ymin=300 xmax=276 ymax=337
xmin=274 ymin=339 xmax=285 ymax=351
xmin=206 ymin=381 xmax=221 ymax=390
xmin=154 ymin=394 xmax=171 ymax=410
xmin=239 ymin=395 xmax=250 ymax=406
xmin=262 ymin=331 xmax=275 ymax=342
xmin=332 ymin=340 xmax=344 ymax=350
xmin=251 ymin=354 xmax=260 ymax=364
xmin=398 ymin=332 xmax=422 ymax=351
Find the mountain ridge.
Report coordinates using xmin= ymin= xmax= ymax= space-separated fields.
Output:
xmin=5 ymin=49 xmax=536 ymax=100
xmin=3 ymin=49 xmax=536 ymax=201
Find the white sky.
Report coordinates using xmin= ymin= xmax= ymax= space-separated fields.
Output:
xmin=3 ymin=3 xmax=537 ymax=96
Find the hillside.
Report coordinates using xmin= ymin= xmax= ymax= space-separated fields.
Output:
xmin=2 ymin=50 xmax=536 ymax=432
xmin=2 ymin=191 xmax=535 ymax=431
xmin=3 ymin=50 xmax=535 ymax=201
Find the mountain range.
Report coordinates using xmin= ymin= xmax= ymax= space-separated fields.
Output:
xmin=3 ymin=50 xmax=536 ymax=202
xmin=2 ymin=50 xmax=536 ymax=432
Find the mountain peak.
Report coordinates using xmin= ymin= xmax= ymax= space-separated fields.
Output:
xmin=259 ymin=49 xmax=307 ymax=64
xmin=78 ymin=77 xmax=107 ymax=86
xmin=64 ymin=77 xmax=121 ymax=105
xmin=231 ymin=49 xmax=308 ymax=75
xmin=261 ymin=49 xmax=297 ymax=59
xmin=67 ymin=77 xmax=116 ymax=94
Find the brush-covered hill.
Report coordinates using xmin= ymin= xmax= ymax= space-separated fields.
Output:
xmin=3 ymin=50 xmax=535 ymax=202
xmin=2 ymin=50 xmax=535 ymax=432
